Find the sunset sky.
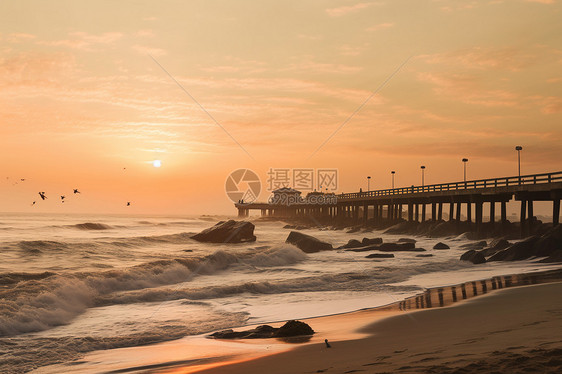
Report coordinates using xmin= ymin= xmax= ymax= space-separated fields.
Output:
xmin=1 ymin=0 xmax=561 ymax=215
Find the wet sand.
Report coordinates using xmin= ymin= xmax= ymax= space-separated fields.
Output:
xmin=191 ymin=281 xmax=562 ymax=374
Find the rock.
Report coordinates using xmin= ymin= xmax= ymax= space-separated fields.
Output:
xmin=397 ymin=238 xmax=416 ymax=244
xmin=365 ymin=253 xmax=395 ymax=259
xmin=479 ymin=239 xmax=511 ymax=257
xmin=273 ymin=320 xmax=314 ymax=337
xmin=533 ymin=225 xmax=562 ymax=257
xmin=416 ymin=254 xmax=434 ymax=257
xmin=345 ymin=245 xmax=383 ymax=252
xmin=362 ymin=237 xmax=383 ymax=245
xmin=377 ymin=243 xmax=426 ymax=252
xmin=428 ymin=222 xmax=456 ymax=237
xmin=191 ymin=220 xmax=256 ymax=243
xmin=488 ymin=236 xmax=540 ymax=262
xmin=460 ymin=240 xmax=487 ymax=249
xmin=210 ymin=321 xmax=314 ymax=339
xmin=460 ymin=250 xmax=486 ymax=264
xmin=286 ymin=231 xmax=333 ymax=253
xmin=433 ymin=242 xmax=450 ymax=250
xmin=339 ymin=239 xmax=363 ymax=249
xmin=346 ymin=227 xmax=361 ymax=233
xmin=538 ymin=250 xmax=562 ymax=263
xmin=283 ymin=224 xmax=295 ymax=229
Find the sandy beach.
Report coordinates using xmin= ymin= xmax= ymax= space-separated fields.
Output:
xmin=193 ymin=281 xmax=562 ymax=374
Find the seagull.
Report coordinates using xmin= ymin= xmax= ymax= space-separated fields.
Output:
xmin=38 ymin=192 xmax=47 ymax=200
xmin=20 ymin=179 xmax=25 ymax=182
xmin=324 ymin=339 xmax=331 ymax=348
xmin=60 ymin=195 xmax=65 ymax=203
xmin=73 ymin=189 xmax=80 ymax=194
xmin=31 ymin=201 xmax=36 ymax=206
xmin=126 ymin=202 xmax=131 ymax=206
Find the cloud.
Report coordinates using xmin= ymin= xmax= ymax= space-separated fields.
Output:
xmin=38 ymin=32 xmax=123 ymax=51
xmin=524 ymin=0 xmax=555 ymax=4
xmin=418 ymin=47 xmax=538 ymax=72
xmin=325 ymin=2 xmax=378 ymax=17
xmin=365 ymin=22 xmax=394 ymax=32
xmin=132 ymin=44 xmax=167 ymax=56
xmin=417 ymin=71 xmax=520 ymax=107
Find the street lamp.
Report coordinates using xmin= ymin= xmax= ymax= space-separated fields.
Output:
xmin=515 ymin=146 xmax=522 ymax=181
xmin=391 ymin=171 xmax=395 ymax=189
xmin=367 ymin=176 xmax=371 ymax=192
xmin=462 ymin=158 xmax=468 ymax=182
xmin=420 ymin=166 xmax=426 ymax=186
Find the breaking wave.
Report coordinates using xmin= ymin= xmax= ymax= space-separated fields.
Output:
xmin=0 ymin=245 xmax=307 ymax=337
xmin=72 ymin=222 xmax=113 ymax=230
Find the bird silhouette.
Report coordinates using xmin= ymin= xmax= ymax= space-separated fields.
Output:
xmin=38 ymin=192 xmax=47 ymax=200
xmin=31 ymin=201 xmax=36 ymax=206
xmin=73 ymin=189 xmax=80 ymax=194
xmin=20 ymin=179 xmax=25 ymax=182
xmin=126 ymin=202 xmax=131 ymax=206
xmin=324 ymin=339 xmax=331 ymax=348
xmin=60 ymin=195 xmax=65 ymax=203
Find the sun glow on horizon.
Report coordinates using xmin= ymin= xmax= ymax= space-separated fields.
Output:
xmin=152 ymin=160 xmax=162 ymax=168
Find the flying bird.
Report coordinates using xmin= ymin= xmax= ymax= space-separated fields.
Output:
xmin=60 ymin=195 xmax=65 ymax=203
xmin=73 ymin=189 xmax=80 ymax=194
xmin=20 ymin=179 xmax=25 ymax=182
xmin=126 ymin=202 xmax=131 ymax=206
xmin=38 ymin=192 xmax=47 ymax=200
xmin=31 ymin=201 xmax=36 ymax=206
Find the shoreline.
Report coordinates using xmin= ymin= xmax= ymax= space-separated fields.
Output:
xmin=190 ymin=274 xmax=562 ymax=374
xmin=31 ymin=269 xmax=562 ymax=374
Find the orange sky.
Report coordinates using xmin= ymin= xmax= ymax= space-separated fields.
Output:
xmin=1 ymin=0 xmax=561 ymax=215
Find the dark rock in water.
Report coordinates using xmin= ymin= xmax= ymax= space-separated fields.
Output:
xmin=416 ymin=254 xmax=434 ymax=257
xmin=365 ymin=253 xmax=395 ymax=259
xmin=345 ymin=245 xmax=383 ymax=252
xmin=191 ymin=220 xmax=256 ymax=243
xmin=378 ymin=243 xmax=425 ymax=252
xmin=210 ymin=320 xmax=314 ymax=339
xmin=295 ymin=225 xmax=308 ymax=230
xmin=460 ymin=249 xmax=486 ymax=264
xmin=283 ymin=224 xmax=296 ymax=229
xmin=182 ymin=249 xmax=193 ymax=252
xmin=286 ymin=231 xmax=333 ymax=253
xmin=398 ymin=238 xmax=416 ymax=244
xmin=346 ymin=227 xmax=361 ymax=234
xmin=428 ymin=222 xmax=456 ymax=237
xmin=538 ymin=250 xmax=562 ymax=263
xmin=533 ymin=225 xmax=562 ymax=257
xmin=339 ymin=239 xmax=363 ymax=249
xmin=362 ymin=237 xmax=383 ymax=245
xmin=274 ymin=320 xmax=315 ymax=337
xmin=488 ymin=236 xmax=540 ymax=262
xmin=433 ymin=242 xmax=450 ymax=250
xmin=489 ymin=238 xmax=511 ymax=251
xmin=460 ymin=240 xmax=487 ymax=249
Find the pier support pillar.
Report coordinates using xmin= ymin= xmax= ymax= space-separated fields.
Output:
xmin=554 ymin=199 xmax=560 ymax=225
xmin=528 ymin=200 xmax=534 ymax=233
xmin=456 ymin=202 xmax=461 ymax=222
xmin=415 ymin=204 xmax=419 ymax=222
xmin=520 ymin=200 xmax=527 ymax=237
xmin=408 ymin=203 xmax=413 ymax=222
xmin=475 ymin=202 xmax=483 ymax=236
xmin=466 ymin=203 xmax=472 ymax=224
xmin=438 ymin=203 xmax=443 ymax=221
xmin=363 ymin=204 xmax=368 ymax=223
xmin=449 ymin=202 xmax=454 ymax=222
xmin=421 ymin=204 xmax=426 ymax=222
xmin=490 ymin=202 xmax=495 ymax=225
xmin=431 ymin=203 xmax=436 ymax=221
xmin=501 ymin=201 xmax=507 ymax=224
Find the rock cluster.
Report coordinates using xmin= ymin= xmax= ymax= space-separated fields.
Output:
xmin=191 ymin=220 xmax=256 ymax=243
xmin=210 ymin=320 xmax=314 ymax=339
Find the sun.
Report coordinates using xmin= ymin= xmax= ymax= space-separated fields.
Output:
xmin=152 ymin=160 xmax=162 ymax=168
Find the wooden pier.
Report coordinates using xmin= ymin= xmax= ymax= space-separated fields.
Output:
xmin=236 ymin=171 xmax=562 ymax=236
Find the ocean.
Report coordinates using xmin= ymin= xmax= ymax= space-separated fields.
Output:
xmin=1 ymin=213 xmax=560 ymax=373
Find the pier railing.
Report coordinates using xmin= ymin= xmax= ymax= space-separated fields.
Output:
xmin=338 ymin=171 xmax=562 ymax=200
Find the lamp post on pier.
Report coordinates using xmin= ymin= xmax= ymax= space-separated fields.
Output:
xmin=391 ymin=171 xmax=395 ymax=189
xmin=367 ymin=176 xmax=371 ymax=192
xmin=462 ymin=158 xmax=468 ymax=182
xmin=420 ymin=166 xmax=426 ymax=187
xmin=515 ymin=146 xmax=522 ymax=183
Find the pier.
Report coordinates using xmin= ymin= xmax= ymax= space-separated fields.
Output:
xmin=236 ymin=171 xmax=562 ymax=237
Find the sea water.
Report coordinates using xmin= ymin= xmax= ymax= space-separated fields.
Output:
xmin=0 ymin=213 xmax=560 ymax=373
